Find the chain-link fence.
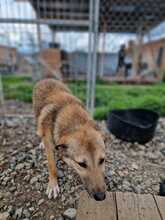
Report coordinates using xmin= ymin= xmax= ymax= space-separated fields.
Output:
xmin=0 ymin=0 xmax=91 ymax=115
xmin=0 ymin=0 xmax=165 ymax=115
xmin=98 ymin=0 xmax=165 ymax=82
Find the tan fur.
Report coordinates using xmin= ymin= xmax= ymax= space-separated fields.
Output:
xmin=33 ymin=79 xmax=106 ymax=197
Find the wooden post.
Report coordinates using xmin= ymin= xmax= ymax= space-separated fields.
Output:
xmin=132 ymin=31 xmax=143 ymax=79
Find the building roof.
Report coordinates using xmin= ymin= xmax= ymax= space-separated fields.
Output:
xmin=29 ymin=0 xmax=165 ymax=33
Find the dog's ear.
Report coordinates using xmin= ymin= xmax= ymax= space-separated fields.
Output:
xmin=90 ymin=121 xmax=107 ymax=143
xmin=100 ymin=131 xmax=107 ymax=143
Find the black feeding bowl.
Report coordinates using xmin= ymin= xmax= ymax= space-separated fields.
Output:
xmin=160 ymin=181 xmax=165 ymax=196
xmin=107 ymin=109 xmax=159 ymax=144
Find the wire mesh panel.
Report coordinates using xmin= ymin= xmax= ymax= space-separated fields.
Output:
xmin=0 ymin=0 xmax=92 ymax=115
xmin=98 ymin=0 xmax=165 ymax=77
xmin=0 ymin=0 xmax=165 ymax=116
xmin=100 ymin=0 xmax=165 ymax=33
xmin=92 ymin=0 xmax=165 ymax=118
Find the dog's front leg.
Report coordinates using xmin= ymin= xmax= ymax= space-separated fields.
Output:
xmin=43 ymin=130 xmax=60 ymax=199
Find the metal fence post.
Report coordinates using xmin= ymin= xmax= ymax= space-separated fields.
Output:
xmin=91 ymin=0 xmax=100 ymax=114
xmin=86 ymin=0 xmax=94 ymax=110
xmin=87 ymin=0 xmax=100 ymax=115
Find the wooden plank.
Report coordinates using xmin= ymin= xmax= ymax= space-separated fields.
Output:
xmin=137 ymin=194 xmax=161 ymax=220
xmin=116 ymin=192 xmax=162 ymax=220
xmin=154 ymin=195 xmax=165 ymax=219
xmin=116 ymin=192 xmax=139 ymax=220
xmin=76 ymin=191 xmax=117 ymax=220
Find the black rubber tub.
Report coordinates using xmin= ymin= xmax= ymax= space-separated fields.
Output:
xmin=107 ymin=109 xmax=159 ymax=144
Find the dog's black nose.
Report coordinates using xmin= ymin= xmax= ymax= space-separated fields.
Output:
xmin=93 ymin=192 xmax=106 ymax=201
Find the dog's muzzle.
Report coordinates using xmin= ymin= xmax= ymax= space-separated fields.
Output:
xmin=84 ymin=183 xmax=106 ymax=201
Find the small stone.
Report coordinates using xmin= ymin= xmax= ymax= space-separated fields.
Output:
xmin=63 ymin=208 xmax=77 ymax=219
xmin=57 ymin=217 xmax=64 ymax=220
xmin=115 ymin=169 xmax=121 ymax=176
xmin=3 ymin=206 xmax=7 ymax=211
xmin=14 ymin=208 xmax=23 ymax=219
xmin=131 ymin=163 xmax=138 ymax=170
xmin=68 ymin=175 xmax=72 ymax=180
xmin=36 ymin=174 xmax=42 ymax=180
xmin=61 ymin=195 xmax=65 ymax=202
xmin=23 ymin=209 xmax=30 ymax=218
xmin=58 ymin=170 xmax=64 ymax=178
xmin=160 ymin=148 xmax=165 ymax=156
xmin=2 ymin=177 xmax=10 ymax=186
xmin=0 ymin=212 xmax=9 ymax=220
xmin=160 ymin=174 xmax=165 ymax=181
xmin=38 ymin=199 xmax=44 ymax=206
xmin=4 ymin=192 xmax=11 ymax=198
xmin=7 ymin=206 xmax=14 ymax=215
xmin=64 ymin=183 xmax=70 ymax=192
xmin=29 ymin=207 xmax=35 ymax=212
xmin=0 ymin=192 xmax=4 ymax=200
xmin=23 ymin=175 xmax=31 ymax=182
xmin=70 ymin=187 xmax=75 ymax=193
xmin=36 ymin=182 xmax=41 ymax=191
xmin=107 ymin=170 xmax=115 ymax=177
xmin=122 ymin=180 xmax=131 ymax=191
xmin=49 ymin=215 xmax=55 ymax=220
xmin=26 ymin=202 xmax=31 ymax=208
xmin=30 ymin=177 xmax=38 ymax=184
xmin=138 ymin=145 xmax=145 ymax=151
xmin=14 ymin=191 xmax=20 ymax=196
xmin=24 ymin=163 xmax=31 ymax=169
xmin=30 ymin=149 xmax=36 ymax=155
xmin=15 ymin=163 xmax=24 ymax=170
xmin=147 ymin=152 xmax=159 ymax=160
xmin=2 ymin=181 xmax=7 ymax=187
xmin=6 ymin=119 xmax=18 ymax=128
xmin=9 ymin=186 xmax=16 ymax=192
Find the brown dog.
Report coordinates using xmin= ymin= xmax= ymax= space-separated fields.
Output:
xmin=33 ymin=79 xmax=106 ymax=201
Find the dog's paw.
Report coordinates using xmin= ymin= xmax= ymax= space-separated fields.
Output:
xmin=46 ymin=180 xmax=60 ymax=199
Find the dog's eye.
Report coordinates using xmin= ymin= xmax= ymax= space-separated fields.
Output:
xmin=78 ymin=162 xmax=87 ymax=168
xmin=99 ymin=158 xmax=105 ymax=165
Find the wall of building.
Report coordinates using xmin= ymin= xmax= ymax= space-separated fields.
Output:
xmin=126 ymin=38 xmax=165 ymax=75
xmin=0 ymin=45 xmax=17 ymax=66
xmin=69 ymin=52 xmax=118 ymax=76
xmin=141 ymin=38 xmax=165 ymax=72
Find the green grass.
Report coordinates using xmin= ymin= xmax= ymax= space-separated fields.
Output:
xmin=94 ymin=84 xmax=165 ymax=119
xmin=2 ymin=75 xmax=165 ymax=119
xmin=2 ymin=75 xmax=33 ymax=102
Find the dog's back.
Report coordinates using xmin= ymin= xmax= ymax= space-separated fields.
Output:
xmin=33 ymin=78 xmax=70 ymax=118
xmin=33 ymin=79 xmax=90 ymax=138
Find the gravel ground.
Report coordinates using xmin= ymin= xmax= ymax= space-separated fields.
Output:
xmin=0 ymin=115 xmax=165 ymax=220
xmin=0 ymin=100 xmax=32 ymax=115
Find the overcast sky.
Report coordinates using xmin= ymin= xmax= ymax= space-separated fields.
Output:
xmin=0 ymin=0 xmax=164 ymax=53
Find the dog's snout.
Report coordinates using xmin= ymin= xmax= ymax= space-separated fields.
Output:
xmin=93 ymin=192 xmax=106 ymax=201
